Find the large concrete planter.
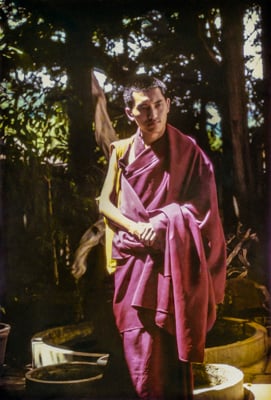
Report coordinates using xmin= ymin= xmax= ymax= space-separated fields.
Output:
xmin=204 ymin=317 xmax=268 ymax=367
xmin=193 ymin=363 xmax=245 ymax=400
xmin=31 ymin=321 xmax=109 ymax=368
xmin=25 ymin=361 xmax=104 ymax=398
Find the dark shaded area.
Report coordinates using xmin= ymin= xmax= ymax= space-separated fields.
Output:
xmin=1 ymin=243 xmax=136 ymax=399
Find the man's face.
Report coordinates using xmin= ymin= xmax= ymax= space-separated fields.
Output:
xmin=125 ymin=87 xmax=170 ymax=144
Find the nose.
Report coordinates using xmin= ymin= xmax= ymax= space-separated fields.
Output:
xmin=147 ymin=105 xmax=157 ymax=120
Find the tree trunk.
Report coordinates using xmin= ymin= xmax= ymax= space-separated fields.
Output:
xmin=64 ymin=22 xmax=101 ymax=250
xmin=220 ymin=2 xmax=255 ymax=226
xmin=261 ymin=0 xmax=271 ymax=291
xmin=65 ymin=24 xmax=96 ymax=194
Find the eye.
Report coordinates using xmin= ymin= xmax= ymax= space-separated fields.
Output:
xmin=139 ymin=104 xmax=149 ymax=110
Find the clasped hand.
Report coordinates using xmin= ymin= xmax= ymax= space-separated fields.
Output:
xmin=130 ymin=222 xmax=157 ymax=247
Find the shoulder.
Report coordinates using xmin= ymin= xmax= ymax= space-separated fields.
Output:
xmin=167 ymin=124 xmax=213 ymax=169
xmin=110 ymin=135 xmax=135 ymax=159
xmin=167 ymin=124 xmax=197 ymax=147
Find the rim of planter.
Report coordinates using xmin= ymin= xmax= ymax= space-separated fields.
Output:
xmin=193 ymin=363 xmax=244 ymax=399
xmin=204 ymin=317 xmax=268 ymax=367
xmin=32 ymin=320 xmax=94 ymax=346
xmin=31 ymin=321 xmax=109 ymax=368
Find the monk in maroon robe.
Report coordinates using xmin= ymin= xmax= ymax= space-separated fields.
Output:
xmin=99 ymin=76 xmax=226 ymax=400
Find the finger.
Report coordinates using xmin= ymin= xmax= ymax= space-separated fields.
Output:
xmin=142 ymin=232 xmax=157 ymax=247
xmin=141 ymin=228 xmax=156 ymax=241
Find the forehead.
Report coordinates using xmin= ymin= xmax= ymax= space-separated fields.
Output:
xmin=131 ymin=87 xmax=164 ymax=105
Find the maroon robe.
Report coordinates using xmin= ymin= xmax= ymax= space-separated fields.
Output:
xmin=111 ymin=124 xmax=226 ymax=363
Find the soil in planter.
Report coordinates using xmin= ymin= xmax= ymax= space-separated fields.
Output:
xmin=61 ymin=318 xmax=255 ymax=354
xmin=63 ymin=335 xmax=100 ymax=352
xmin=193 ymin=364 xmax=224 ymax=389
xmin=28 ymin=362 xmax=103 ymax=382
xmin=25 ymin=362 xmax=104 ymax=398
xmin=205 ymin=318 xmax=254 ymax=347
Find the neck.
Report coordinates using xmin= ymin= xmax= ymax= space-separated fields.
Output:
xmin=140 ymin=129 xmax=166 ymax=146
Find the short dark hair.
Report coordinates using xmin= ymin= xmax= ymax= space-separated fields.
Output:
xmin=123 ymin=75 xmax=167 ymax=108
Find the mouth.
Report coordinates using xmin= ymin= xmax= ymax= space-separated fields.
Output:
xmin=147 ymin=120 xmax=160 ymax=127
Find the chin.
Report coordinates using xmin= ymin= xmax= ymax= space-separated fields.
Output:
xmin=147 ymin=123 xmax=162 ymax=132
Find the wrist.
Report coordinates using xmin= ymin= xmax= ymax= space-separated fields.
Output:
xmin=127 ymin=222 xmax=137 ymax=235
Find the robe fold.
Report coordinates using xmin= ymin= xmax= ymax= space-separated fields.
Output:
xmin=110 ymin=124 xmax=226 ymax=363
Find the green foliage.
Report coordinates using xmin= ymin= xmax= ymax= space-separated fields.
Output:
xmin=1 ymin=80 xmax=69 ymax=165
xmin=0 ymin=2 xmax=96 ymax=293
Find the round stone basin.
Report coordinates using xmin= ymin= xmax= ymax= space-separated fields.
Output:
xmin=25 ymin=361 xmax=103 ymax=398
xmin=31 ymin=321 xmax=109 ymax=368
xmin=193 ymin=363 xmax=244 ymax=400
xmin=204 ymin=317 xmax=268 ymax=367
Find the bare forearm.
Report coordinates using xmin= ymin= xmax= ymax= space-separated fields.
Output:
xmin=99 ymin=201 xmax=157 ymax=246
xmin=99 ymin=200 xmax=137 ymax=234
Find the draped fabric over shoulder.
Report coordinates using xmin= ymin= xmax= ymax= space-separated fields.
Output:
xmin=110 ymin=124 xmax=226 ymax=363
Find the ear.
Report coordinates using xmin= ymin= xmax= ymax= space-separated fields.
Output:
xmin=166 ymin=98 xmax=171 ymax=113
xmin=125 ymin=107 xmax=135 ymax=121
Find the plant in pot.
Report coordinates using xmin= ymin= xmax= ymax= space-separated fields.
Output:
xmin=221 ymin=222 xmax=270 ymax=321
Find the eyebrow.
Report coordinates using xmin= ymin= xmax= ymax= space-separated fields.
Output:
xmin=139 ymin=99 xmax=163 ymax=107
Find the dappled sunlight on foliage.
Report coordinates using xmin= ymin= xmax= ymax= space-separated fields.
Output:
xmin=1 ymin=69 xmax=69 ymax=165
